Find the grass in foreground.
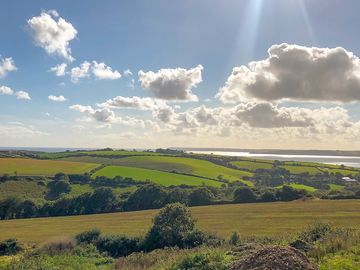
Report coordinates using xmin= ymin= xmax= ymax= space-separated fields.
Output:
xmin=92 ymin=166 xmax=223 ymax=187
xmin=1 ymin=200 xmax=360 ymax=244
xmin=0 ymin=158 xmax=99 ymax=176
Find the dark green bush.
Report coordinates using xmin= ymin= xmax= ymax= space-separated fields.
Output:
xmin=0 ymin=238 xmax=22 ymax=255
xmin=75 ymin=229 xmax=101 ymax=244
xmin=233 ymin=187 xmax=256 ymax=203
xmin=96 ymin=235 xmax=141 ymax=258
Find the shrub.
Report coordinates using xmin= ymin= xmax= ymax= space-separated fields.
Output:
xmin=0 ymin=239 xmax=22 ymax=256
xmin=229 ymin=231 xmax=240 ymax=246
xmin=260 ymin=191 xmax=277 ymax=202
xmin=298 ymin=222 xmax=333 ymax=243
xmin=170 ymin=249 xmax=231 ymax=270
xmin=75 ymin=229 xmax=101 ymax=244
xmin=40 ymin=236 xmax=76 ymax=255
xmin=96 ymin=235 xmax=141 ymax=258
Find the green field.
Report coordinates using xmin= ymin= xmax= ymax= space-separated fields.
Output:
xmin=280 ymin=165 xmax=322 ymax=175
xmin=0 ymin=180 xmax=47 ymax=202
xmin=1 ymin=200 xmax=359 ymax=244
xmin=276 ymin=183 xmax=318 ymax=192
xmin=92 ymin=166 xmax=224 ymax=187
xmin=38 ymin=150 xmax=165 ymax=159
xmin=328 ymin=183 xmax=345 ymax=191
xmin=65 ymin=156 xmax=253 ymax=183
xmin=231 ymin=160 xmax=273 ymax=171
xmin=0 ymin=158 xmax=99 ymax=176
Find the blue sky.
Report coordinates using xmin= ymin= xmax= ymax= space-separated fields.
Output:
xmin=1 ymin=0 xmax=360 ymax=149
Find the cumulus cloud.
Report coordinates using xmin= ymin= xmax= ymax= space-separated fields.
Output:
xmin=50 ymin=63 xmax=67 ymax=76
xmin=138 ymin=65 xmax=202 ymax=101
xmin=0 ymin=86 xmax=31 ymax=100
xmin=70 ymin=61 xmax=91 ymax=82
xmin=70 ymin=104 xmax=116 ymax=123
xmin=0 ymin=57 xmax=17 ymax=78
xmin=48 ymin=95 xmax=67 ymax=102
xmin=98 ymin=96 xmax=167 ymax=110
xmin=233 ymin=102 xmax=312 ymax=128
xmin=70 ymin=61 xmax=120 ymax=82
xmin=218 ymin=44 xmax=360 ymax=103
xmin=15 ymin=91 xmax=31 ymax=100
xmin=27 ymin=11 xmax=77 ymax=61
xmin=92 ymin=61 xmax=121 ymax=80
xmin=0 ymin=86 xmax=14 ymax=95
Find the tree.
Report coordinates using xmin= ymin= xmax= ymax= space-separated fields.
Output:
xmin=233 ymin=187 xmax=256 ymax=203
xmin=54 ymin=173 xmax=70 ymax=182
xmin=124 ymin=184 xmax=167 ymax=211
xmin=144 ymin=203 xmax=195 ymax=250
xmin=261 ymin=191 xmax=277 ymax=202
xmin=165 ymin=188 xmax=189 ymax=205
xmin=46 ymin=180 xmax=71 ymax=200
xmin=276 ymin=185 xmax=304 ymax=201
xmin=188 ymin=187 xmax=214 ymax=206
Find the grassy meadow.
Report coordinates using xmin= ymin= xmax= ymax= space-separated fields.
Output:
xmin=1 ymin=200 xmax=359 ymax=244
xmin=37 ymin=150 xmax=165 ymax=159
xmin=65 ymin=156 xmax=253 ymax=184
xmin=92 ymin=165 xmax=224 ymax=187
xmin=0 ymin=158 xmax=99 ymax=176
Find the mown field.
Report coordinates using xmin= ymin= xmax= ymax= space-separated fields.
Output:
xmin=0 ymin=180 xmax=47 ymax=202
xmin=276 ymin=183 xmax=318 ymax=192
xmin=0 ymin=158 xmax=99 ymax=176
xmin=92 ymin=166 xmax=224 ymax=187
xmin=1 ymin=200 xmax=359 ymax=244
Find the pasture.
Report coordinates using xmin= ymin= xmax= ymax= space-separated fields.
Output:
xmin=37 ymin=150 xmax=165 ymax=159
xmin=0 ymin=158 xmax=99 ymax=176
xmin=65 ymin=156 xmax=253 ymax=184
xmin=92 ymin=165 xmax=224 ymax=187
xmin=1 ymin=200 xmax=359 ymax=244
xmin=276 ymin=183 xmax=318 ymax=192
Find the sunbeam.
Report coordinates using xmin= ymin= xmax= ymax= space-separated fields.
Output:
xmin=230 ymin=0 xmax=264 ymax=64
xmin=297 ymin=0 xmax=318 ymax=44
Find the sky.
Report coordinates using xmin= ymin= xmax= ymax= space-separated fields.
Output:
xmin=1 ymin=0 xmax=360 ymax=149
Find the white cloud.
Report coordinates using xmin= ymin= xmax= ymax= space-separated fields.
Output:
xmin=0 ymin=86 xmax=31 ymax=101
xmin=70 ymin=104 xmax=116 ymax=123
xmin=92 ymin=61 xmax=121 ymax=80
xmin=0 ymin=124 xmax=47 ymax=138
xmin=0 ymin=86 xmax=14 ymax=95
xmin=27 ymin=11 xmax=77 ymax=61
xmin=138 ymin=65 xmax=202 ymax=101
xmin=15 ymin=91 xmax=31 ymax=100
xmin=218 ymin=44 xmax=360 ymax=103
xmin=98 ymin=96 xmax=167 ymax=110
xmin=70 ymin=61 xmax=91 ymax=82
xmin=50 ymin=63 xmax=67 ymax=76
xmin=48 ymin=95 xmax=67 ymax=102
xmin=123 ymin=69 xmax=133 ymax=77
xmin=0 ymin=57 xmax=17 ymax=78
xmin=233 ymin=102 xmax=312 ymax=128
